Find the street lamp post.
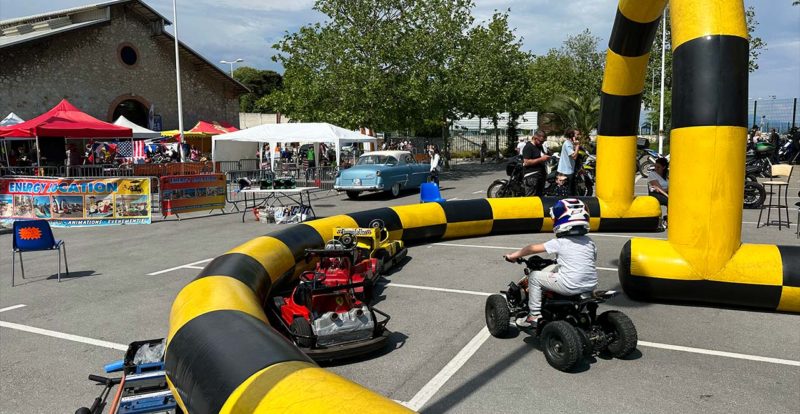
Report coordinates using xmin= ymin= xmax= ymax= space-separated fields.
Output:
xmin=172 ymin=0 xmax=185 ymax=162
xmin=220 ymin=58 xmax=244 ymax=77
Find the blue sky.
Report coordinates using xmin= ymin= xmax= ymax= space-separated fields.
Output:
xmin=1 ymin=0 xmax=798 ymax=99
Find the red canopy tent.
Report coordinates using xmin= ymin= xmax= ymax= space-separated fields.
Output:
xmin=188 ymin=120 xmax=239 ymax=135
xmin=0 ymin=99 xmax=132 ymax=138
xmin=171 ymin=120 xmax=238 ymax=153
xmin=0 ymin=99 xmax=131 ymax=166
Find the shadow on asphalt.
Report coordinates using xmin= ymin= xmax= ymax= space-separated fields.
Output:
xmin=420 ymin=342 xmax=534 ymax=414
xmin=318 ymin=330 xmax=410 ymax=368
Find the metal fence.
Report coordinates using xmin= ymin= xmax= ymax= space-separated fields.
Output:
xmin=749 ymin=97 xmax=798 ymax=133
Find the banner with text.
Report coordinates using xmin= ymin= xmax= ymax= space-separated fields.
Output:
xmin=0 ymin=177 xmax=152 ymax=227
xmin=160 ymin=174 xmax=226 ymax=216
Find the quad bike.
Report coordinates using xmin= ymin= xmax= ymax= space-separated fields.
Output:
xmin=268 ymin=245 xmax=391 ymax=361
xmin=485 ymin=255 xmax=638 ymax=372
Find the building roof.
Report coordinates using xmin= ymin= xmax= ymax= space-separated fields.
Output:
xmin=0 ymin=0 xmax=248 ymax=94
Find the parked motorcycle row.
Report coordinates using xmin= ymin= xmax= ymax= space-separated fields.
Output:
xmin=487 ymin=149 xmax=595 ymax=198
xmin=487 ymin=133 xmax=799 ymax=210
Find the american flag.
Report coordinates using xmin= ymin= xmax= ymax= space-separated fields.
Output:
xmin=117 ymin=140 xmax=146 ymax=162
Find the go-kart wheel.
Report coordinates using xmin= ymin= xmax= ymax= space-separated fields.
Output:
xmin=485 ymin=294 xmax=511 ymax=338
xmin=291 ymin=317 xmax=314 ymax=348
xmin=375 ymin=249 xmax=390 ymax=274
xmin=598 ymin=311 xmax=638 ymax=358
xmin=540 ymin=321 xmax=582 ymax=372
xmin=339 ymin=233 xmax=355 ymax=248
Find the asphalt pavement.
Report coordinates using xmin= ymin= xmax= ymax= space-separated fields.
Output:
xmin=0 ymin=161 xmax=798 ymax=413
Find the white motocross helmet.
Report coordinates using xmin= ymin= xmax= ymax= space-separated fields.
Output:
xmin=550 ymin=198 xmax=590 ymax=237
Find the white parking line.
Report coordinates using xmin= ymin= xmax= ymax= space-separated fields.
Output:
xmin=0 ymin=304 xmax=26 ymax=313
xmin=386 ymin=282 xmax=491 ymax=297
xmin=638 ymin=341 xmax=800 ymax=367
xmin=472 ymin=190 xmax=484 ymax=194
xmin=147 ymin=258 xmax=213 ymax=275
xmin=405 ymin=327 xmax=491 ymax=411
xmin=0 ymin=321 xmax=128 ymax=350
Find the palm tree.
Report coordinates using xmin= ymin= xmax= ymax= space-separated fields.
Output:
xmin=544 ymin=94 xmax=601 ymax=145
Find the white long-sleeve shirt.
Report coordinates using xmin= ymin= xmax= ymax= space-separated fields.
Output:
xmin=430 ymin=153 xmax=441 ymax=172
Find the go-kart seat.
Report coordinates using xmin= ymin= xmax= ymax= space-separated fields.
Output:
xmin=293 ymin=280 xmax=314 ymax=307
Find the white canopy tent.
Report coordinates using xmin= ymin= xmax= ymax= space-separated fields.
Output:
xmin=212 ymin=122 xmax=377 ymax=169
xmin=113 ymin=115 xmax=161 ymax=139
xmin=1 ymin=112 xmax=25 ymax=165
xmin=1 ymin=112 xmax=24 ymax=126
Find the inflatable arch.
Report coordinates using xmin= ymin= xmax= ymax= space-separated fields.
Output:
xmin=605 ymin=0 xmax=800 ymax=312
xmin=165 ymin=0 xmax=798 ymax=412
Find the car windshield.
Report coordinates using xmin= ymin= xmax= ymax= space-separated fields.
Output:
xmin=356 ymin=155 xmax=397 ymax=165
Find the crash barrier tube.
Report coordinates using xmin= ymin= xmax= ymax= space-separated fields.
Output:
xmin=166 ymin=196 xmax=661 ymax=414
xmin=606 ymin=0 xmax=800 ymax=312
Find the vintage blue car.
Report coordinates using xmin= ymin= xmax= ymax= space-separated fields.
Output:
xmin=334 ymin=151 xmax=430 ymax=199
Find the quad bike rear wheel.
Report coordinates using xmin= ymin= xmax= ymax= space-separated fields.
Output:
xmin=599 ymin=311 xmax=638 ymax=358
xmin=291 ymin=317 xmax=314 ymax=348
xmin=540 ymin=321 xmax=582 ymax=372
xmin=485 ymin=294 xmax=511 ymax=338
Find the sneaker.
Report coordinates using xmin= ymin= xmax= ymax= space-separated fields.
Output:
xmin=515 ymin=314 xmax=541 ymax=328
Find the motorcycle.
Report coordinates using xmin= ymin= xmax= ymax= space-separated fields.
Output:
xmin=487 ymin=156 xmax=526 ymax=198
xmin=743 ymin=179 xmax=766 ymax=209
xmin=778 ymin=138 xmax=799 ymax=164
xmin=745 ymin=142 xmax=774 ymax=178
xmin=637 ymin=148 xmax=662 ymax=178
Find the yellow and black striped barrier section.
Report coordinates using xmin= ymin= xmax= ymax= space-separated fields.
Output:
xmin=612 ymin=0 xmax=800 ymax=312
xmin=165 ymin=196 xmax=661 ymax=413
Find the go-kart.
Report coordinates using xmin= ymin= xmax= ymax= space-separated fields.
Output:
xmin=334 ymin=219 xmax=407 ymax=274
xmin=485 ymin=255 xmax=638 ymax=372
xmin=268 ymin=246 xmax=390 ymax=361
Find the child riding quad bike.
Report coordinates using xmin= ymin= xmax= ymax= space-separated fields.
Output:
xmin=268 ymin=241 xmax=391 ymax=361
xmin=486 ymin=198 xmax=638 ymax=372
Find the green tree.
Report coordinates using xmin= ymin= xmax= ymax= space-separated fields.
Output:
xmin=544 ymin=94 xmax=601 ymax=144
xmin=233 ymin=67 xmax=283 ymax=113
xmin=453 ymin=11 xmax=531 ymax=155
xmin=271 ymin=0 xmax=475 ymax=134
xmin=525 ymin=29 xmax=604 ymax=113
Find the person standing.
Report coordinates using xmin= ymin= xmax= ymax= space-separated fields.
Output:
xmin=429 ymin=145 xmax=442 ymax=187
xmin=516 ymin=136 xmax=527 ymax=155
xmin=558 ymin=130 xmax=581 ymax=195
xmin=769 ymin=128 xmax=780 ymax=162
xmin=480 ymin=140 xmax=488 ymax=164
xmin=521 ymin=131 xmax=550 ymax=196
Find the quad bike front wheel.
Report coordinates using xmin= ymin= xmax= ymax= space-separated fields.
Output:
xmin=598 ymin=311 xmax=638 ymax=358
xmin=485 ymin=294 xmax=511 ymax=338
xmin=540 ymin=321 xmax=582 ymax=372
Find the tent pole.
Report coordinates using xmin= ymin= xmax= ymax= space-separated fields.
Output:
xmin=3 ymin=140 xmax=9 ymax=167
xmin=35 ymin=136 xmax=42 ymax=170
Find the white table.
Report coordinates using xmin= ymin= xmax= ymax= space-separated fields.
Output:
xmin=239 ymin=187 xmax=318 ymax=223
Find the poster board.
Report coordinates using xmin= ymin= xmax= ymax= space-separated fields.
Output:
xmin=160 ymin=174 xmax=225 ymax=217
xmin=0 ymin=177 xmax=152 ymax=227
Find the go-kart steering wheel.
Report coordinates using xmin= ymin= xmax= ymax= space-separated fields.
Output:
xmin=300 ymin=271 xmax=326 ymax=283
xmin=325 ymin=239 xmax=346 ymax=250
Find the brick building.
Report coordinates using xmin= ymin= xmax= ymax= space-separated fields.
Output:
xmin=0 ymin=0 xmax=247 ymax=130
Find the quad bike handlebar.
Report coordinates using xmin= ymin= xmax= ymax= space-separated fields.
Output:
xmin=503 ymin=255 xmax=556 ymax=271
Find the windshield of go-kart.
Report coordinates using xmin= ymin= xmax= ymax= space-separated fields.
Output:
xmin=356 ymin=155 xmax=398 ymax=166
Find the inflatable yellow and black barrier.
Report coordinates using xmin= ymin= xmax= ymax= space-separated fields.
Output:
xmin=165 ymin=197 xmax=660 ymax=413
xmin=166 ymin=0 xmax=797 ymax=412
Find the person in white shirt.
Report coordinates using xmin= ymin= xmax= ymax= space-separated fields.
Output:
xmin=504 ymin=199 xmax=597 ymax=328
xmin=428 ymin=144 xmax=442 ymax=186
xmin=648 ymin=157 xmax=669 ymax=206
xmin=516 ymin=136 xmax=527 ymax=155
